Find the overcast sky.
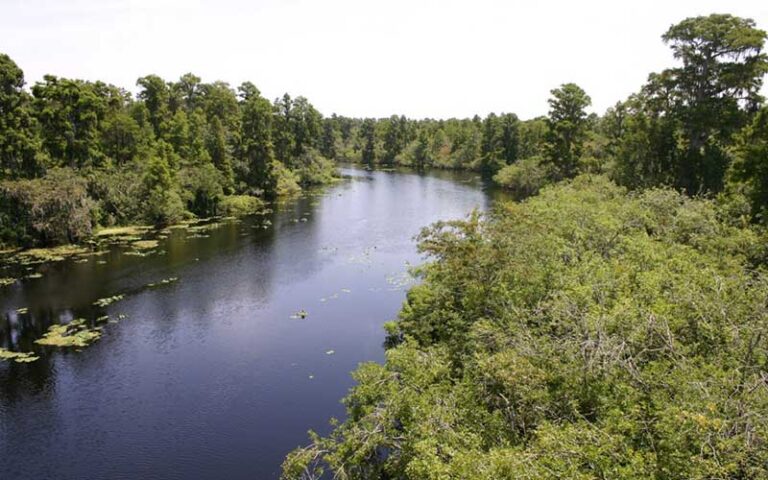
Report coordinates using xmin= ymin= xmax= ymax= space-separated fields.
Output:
xmin=2 ymin=0 xmax=767 ymax=119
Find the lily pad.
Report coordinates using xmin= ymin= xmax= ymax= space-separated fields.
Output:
xmin=93 ymin=294 xmax=124 ymax=307
xmin=131 ymin=239 xmax=159 ymax=250
xmin=0 ymin=348 xmax=39 ymax=364
xmin=35 ymin=319 xmax=101 ymax=348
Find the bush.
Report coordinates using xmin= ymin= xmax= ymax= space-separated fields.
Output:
xmin=0 ymin=168 xmax=95 ymax=246
xmin=294 ymin=148 xmax=339 ymax=186
xmin=274 ymin=161 xmax=301 ymax=196
xmin=218 ymin=195 xmax=265 ymax=216
xmin=493 ymin=155 xmax=547 ymax=199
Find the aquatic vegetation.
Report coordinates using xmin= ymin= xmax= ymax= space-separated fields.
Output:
xmin=385 ymin=271 xmax=416 ymax=290
xmin=0 ymin=348 xmax=39 ymax=364
xmin=95 ymin=225 xmax=152 ymax=238
xmin=93 ymin=294 xmax=124 ymax=307
xmin=187 ymin=222 xmax=224 ymax=234
xmin=145 ymin=277 xmax=178 ymax=288
xmin=0 ymin=277 xmax=16 ymax=287
xmin=15 ymin=307 xmax=28 ymax=314
xmin=26 ymin=272 xmax=43 ymax=279
xmin=131 ymin=239 xmax=159 ymax=250
xmin=35 ymin=319 xmax=101 ymax=348
xmin=123 ymin=250 xmax=152 ymax=257
xmin=12 ymin=245 xmax=90 ymax=265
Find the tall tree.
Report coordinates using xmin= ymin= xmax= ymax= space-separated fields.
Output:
xmin=662 ymin=14 xmax=768 ymax=193
xmin=136 ymin=74 xmax=171 ymax=138
xmin=32 ymin=76 xmax=106 ymax=169
xmin=360 ymin=118 xmax=377 ymax=167
xmin=0 ymin=53 xmax=43 ymax=178
xmin=543 ymin=83 xmax=591 ymax=179
xmin=239 ymin=82 xmax=277 ymax=198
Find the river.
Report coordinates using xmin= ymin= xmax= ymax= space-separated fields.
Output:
xmin=0 ymin=166 xmax=501 ymax=479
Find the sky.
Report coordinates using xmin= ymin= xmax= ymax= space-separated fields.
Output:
xmin=2 ymin=0 xmax=768 ymax=120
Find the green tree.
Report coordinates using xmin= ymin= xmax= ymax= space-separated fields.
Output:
xmin=663 ymin=14 xmax=768 ymax=193
xmin=543 ymin=83 xmax=592 ymax=179
xmin=136 ymin=74 xmax=171 ymax=138
xmin=729 ymin=106 xmax=768 ymax=220
xmin=32 ymin=76 xmax=107 ymax=170
xmin=360 ymin=118 xmax=377 ymax=167
xmin=0 ymin=53 xmax=43 ymax=179
xmin=239 ymin=82 xmax=278 ymax=198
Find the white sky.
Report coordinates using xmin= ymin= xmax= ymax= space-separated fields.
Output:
xmin=2 ymin=0 xmax=767 ymax=119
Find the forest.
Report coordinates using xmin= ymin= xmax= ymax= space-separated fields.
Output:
xmin=280 ymin=13 xmax=768 ymax=480
xmin=4 ymin=13 xmax=768 ymax=250
xmin=0 ymin=59 xmax=338 ymax=247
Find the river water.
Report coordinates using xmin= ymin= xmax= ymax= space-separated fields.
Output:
xmin=0 ymin=166 xmax=500 ymax=479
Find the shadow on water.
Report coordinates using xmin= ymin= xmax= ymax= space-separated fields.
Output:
xmin=0 ymin=165 xmax=505 ymax=479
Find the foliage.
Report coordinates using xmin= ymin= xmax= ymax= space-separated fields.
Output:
xmin=218 ymin=194 xmax=266 ymax=216
xmin=0 ymin=168 xmax=94 ymax=246
xmin=493 ymin=155 xmax=547 ymax=199
xmin=283 ymin=175 xmax=768 ymax=479
xmin=543 ymin=83 xmax=592 ymax=180
xmin=0 ymin=55 xmax=338 ymax=248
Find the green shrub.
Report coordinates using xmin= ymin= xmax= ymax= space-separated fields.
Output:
xmin=218 ymin=195 xmax=265 ymax=216
xmin=0 ymin=168 xmax=95 ymax=246
xmin=493 ymin=155 xmax=547 ymax=199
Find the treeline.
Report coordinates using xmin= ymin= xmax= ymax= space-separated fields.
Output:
xmin=328 ymin=14 xmax=768 ymax=224
xmin=281 ymin=14 xmax=768 ymax=480
xmin=0 ymin=57 xmax=337 ymax=247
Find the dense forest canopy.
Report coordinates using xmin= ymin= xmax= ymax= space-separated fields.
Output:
xmin=0 ymin=58 xmax=338 ymax=247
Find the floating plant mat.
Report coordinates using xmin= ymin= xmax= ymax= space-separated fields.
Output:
xmin=35 ymin=319 xmax=101 ymax=348
xmin=0 ymin=277 xmax=16 ymax=287
xmin=93 ymin=294 xmax=125 ymax=307
xmin=131 ymin=239 xmax=159 ymax=250
xmin=145 ymin=277 xmax=178 ymax=288
xmin=3 ymin=244 xmax=91 ymax=267
xmin=0 ymin=348 xmax=39 ymax=364
xmin=95 ymin=225 xmax=153 ymax=238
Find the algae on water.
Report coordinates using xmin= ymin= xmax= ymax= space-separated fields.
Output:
xmin=0 ymin=348 xmax=39 ymax=364
xmin=93 ymin=294 xmax=125 ymax=307
xmin=145 ymin=277 xmax=178 ymax=288
xmin=35 ymin=319 xmax=101 ymax=348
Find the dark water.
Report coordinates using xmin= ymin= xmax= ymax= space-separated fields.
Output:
xmin=0 ymin=166 xmax=498 ymax=479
